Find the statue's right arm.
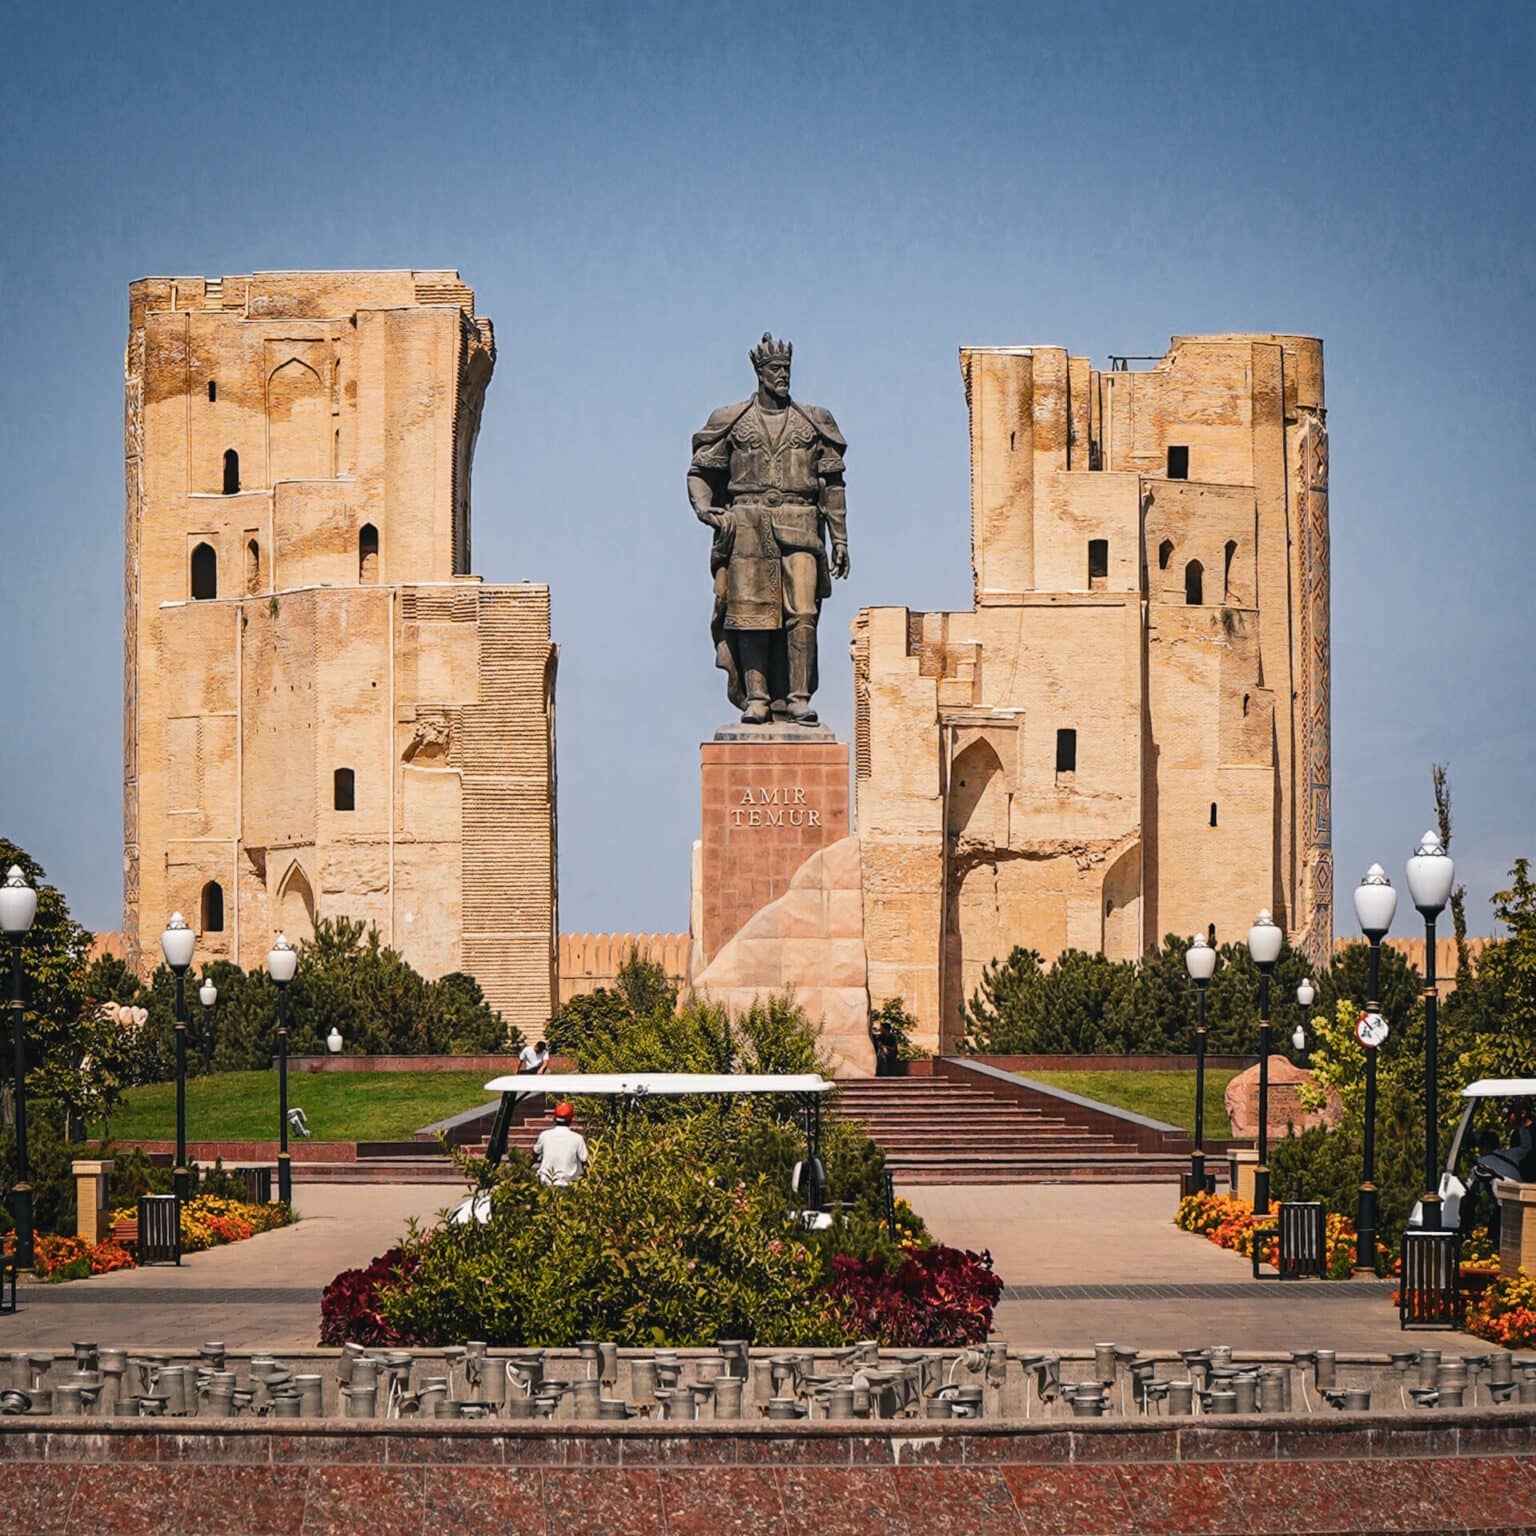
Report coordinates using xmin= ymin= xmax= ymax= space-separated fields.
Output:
xmin=688 ymin=470 xmax=725 ymax=528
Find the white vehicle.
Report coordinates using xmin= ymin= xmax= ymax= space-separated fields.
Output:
xmin=1407 ymin=1078 xmax=1536 ymax=1230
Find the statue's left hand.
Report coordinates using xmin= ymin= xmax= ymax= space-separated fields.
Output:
xmin=831 ymin=542 xmax=851 ymax=579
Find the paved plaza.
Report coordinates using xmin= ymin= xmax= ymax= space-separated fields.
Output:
xmin=902 ymin=1181 xmax=1484 ymax=1354
xmin=1 ymin=1178 xmax=1484 ymax=1355
xmin=0 ymin=1183 xmax=464 ymax=1350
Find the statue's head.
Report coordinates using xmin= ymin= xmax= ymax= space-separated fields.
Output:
xmin=750 ymin=333 xmax=792 ymax=399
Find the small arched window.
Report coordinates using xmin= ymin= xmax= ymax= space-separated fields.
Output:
xmin=245 ymin=538 xmax=261 ymax=595
xmin=190 ymin=542 xmax=217 ymax=600
xmin=201 ymin=880 xmax=224 ymax=933
xmin=1224 ymin=539 xmax=1238 ymax=596
xmin=334 ymin=768 xmax=355 ymax=812
xmin=1158 ymin=538 xmax=1173 ymax=571
xmin=1210 ymin=802 xmax=1218 ymax=827
xmin=207 ymin=379 xmax=217 ymax=403
xmin=222 ymin=449 xmax=240 ymax=495
xmin=1242 ymin=693 xmax=1251 ymax=717
xmin=1208 ymin=922 xmax=1217 ymax=946
xmin=359 ymin=523 xmax=379 ymax=583
xmin=1184 ymin=559 xmax=1204 ymax=606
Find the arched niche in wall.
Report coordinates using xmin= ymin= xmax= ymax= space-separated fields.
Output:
xmin=201 ymin=880 xmax=225 ymax=934
xmin=359 ymin=523 xmax=379 ymax=583
xmin=267 ymin=357 xmax=329 ymax=484
xmin=276 ymin=860 xmax=316 ymax=946
xmin=245 ymin=538 xmax=261 ymax=596
xmin=190 ymin=542 xmax=217 ymax=600
xmin=1101 ymin=844 xmax=1140 ymax=958
xmin=1184 ymin=559 xmax=1204 ymax=606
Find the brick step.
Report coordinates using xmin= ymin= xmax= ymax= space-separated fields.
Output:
xmin=893 ymin=1164 xmax=1186 ymax=1185
xmin=868 ymin=1136 xmax=1121 ymax=1153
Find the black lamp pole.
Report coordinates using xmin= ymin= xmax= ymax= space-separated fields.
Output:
xmin=173 ymin=969 xmax=189 ymax=1203
xmin=1192 ymin=982 xmax=1209 ymax=1193
xmin=1360 ymin=935 xmax=1382 ymax=1270
xmin=276 ymin=980 xmax=292 ymax=1206
xmin=3 ymin=865 xmax=39 ymax=1270
xmin=8 ymin=933 xmax=32 ymax=1269
xmin=1255 ymin=966 xmax=1273 ymax=1216
xmin=1420 ymin=913 xmax=1441 ymax=1232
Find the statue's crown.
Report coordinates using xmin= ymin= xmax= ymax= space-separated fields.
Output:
xmin=749 ymin=333 xmax=793 ymax=369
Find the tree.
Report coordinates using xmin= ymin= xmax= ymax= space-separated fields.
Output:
xmin=1433 ymin=762 xmax=1471 ymax=981
xmin=962 ymin=947 xmax=1047 ymax=1053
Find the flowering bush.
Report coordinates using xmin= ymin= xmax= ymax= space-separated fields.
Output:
xmin=1465 ymin=1269 xmax=1536 ymax=1348
xmin=178 ymin=1195 xmax=291 ymax=1253
xmin=1175 ymin=1191 xmax=1357 ymax=1278
xmin=2 ymin=1234 xmax=137 ymax=1282
xmin=827 ymin=1243 xmax=1002 ymax=1346
xmin=320 ymin=1246 xmax=419 ymax=1347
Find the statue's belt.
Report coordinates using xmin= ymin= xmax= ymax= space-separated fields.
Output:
xmin=729 ymin=490 xmax=818 ymax=507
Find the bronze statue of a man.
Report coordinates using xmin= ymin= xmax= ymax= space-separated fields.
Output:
xmin=688 ymin=335 xmax=850 ymax=725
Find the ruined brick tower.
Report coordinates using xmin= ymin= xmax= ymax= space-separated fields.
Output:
xmin=853 ymin=335 xmax=1331 ymax=1050
xmin=123 ymin=271 xmax=558 ymax=1033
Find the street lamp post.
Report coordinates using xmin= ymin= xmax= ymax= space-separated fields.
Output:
xmin=1247 ymin=909 xmax=1283 ymax=1216
xmin=1294 ymin=976 xmax=1315 ymax=1061
xmin=1185 ymin=934 xmax=1217 ymax=1194
xmin=1353 ymin=863 xmax=1398 ymax=1270
xmin=198 ymin=977 xmax=218 ymax=1074
xmin=160 ymin=914 xmax=197 ymax=1204
xmin=1406 ymin=832 xmax=1455 ymax=1232
xmin=1 ymin=866 xmax=39 ymax=1268
xmin=267 ymin=934 xmax=298 ymax=1206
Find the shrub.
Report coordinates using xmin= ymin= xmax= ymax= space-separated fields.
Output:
xmin=827 ymin=1244 xmax=1002 ymax=1346
xmin=179 ymin=1194 xmax=292 ymax=1253
xmin=1465 ymin=1269 xmax=1536 ymax=1349
xmin=1 ymin=1234 xmax=137 ymax=1281
xmin=377 ymin=1118 xmax=845 ymax=1348
xmin=320 ymin=1246 xmax=419 ymax=1347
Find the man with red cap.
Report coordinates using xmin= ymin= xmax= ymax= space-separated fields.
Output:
xmin=533 ymin=1102 xmax=589 ymax=1187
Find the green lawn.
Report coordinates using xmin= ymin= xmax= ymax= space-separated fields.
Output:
xmin=1023 ymin=1069 xmax=1237 ymax=1138
xmin=96 ymin=1071 xmax=497 ymax=1143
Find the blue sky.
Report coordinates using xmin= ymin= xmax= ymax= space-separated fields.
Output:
xmin=1 ymin=1 xmax=1531 ymax=944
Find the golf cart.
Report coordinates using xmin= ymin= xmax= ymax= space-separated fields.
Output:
xmin=1408 ymin=1078 xmax=1536 ymax=1231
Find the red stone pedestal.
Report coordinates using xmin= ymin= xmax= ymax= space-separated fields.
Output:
xmin=698 ymin=730 xmax=849 ymax=965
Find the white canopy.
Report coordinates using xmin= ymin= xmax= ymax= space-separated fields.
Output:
xmin=482 ymin=1071 xmax=834 ymax=1096
xmin=1460 ymin=1079 xmax=1536 ymax=1098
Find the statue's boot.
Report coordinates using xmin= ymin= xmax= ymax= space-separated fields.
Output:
xmin=785 ymin=625 xmax=819 ymax=725
xmin=739 ymin=634 xmax=772 ymax=725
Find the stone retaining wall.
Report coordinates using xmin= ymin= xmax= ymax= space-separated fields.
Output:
xmin=5 ymin=1414 xmax=1536 ymax=1534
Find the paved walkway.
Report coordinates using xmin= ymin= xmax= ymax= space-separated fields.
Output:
xmin=3 ymin=1181 xmax=1485 ymax=1355
xmin=0 ymin=1184 xmax=463 ymax=1350
xmin=899 ymin=1181 xmax=1485 ymax=1354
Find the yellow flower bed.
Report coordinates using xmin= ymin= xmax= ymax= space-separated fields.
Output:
xmin=179 ymin=1195 xmax=293 ymax=1254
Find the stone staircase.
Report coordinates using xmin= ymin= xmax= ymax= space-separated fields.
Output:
xmin=833 ymin=1072 xmax=1191 ymax=1184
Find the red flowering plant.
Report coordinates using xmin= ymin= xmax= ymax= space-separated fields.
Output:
xmin=319 ymin=1246 xmax=419 ymax=1346
xmin=826 ymin=1243 xmax=1002 ymax=1346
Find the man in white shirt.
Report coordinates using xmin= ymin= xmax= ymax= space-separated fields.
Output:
xmin=533 ymin=1102 xmax=589 ymax=1187
xmin=518 ymin=1038 xmax=550 ymax=1075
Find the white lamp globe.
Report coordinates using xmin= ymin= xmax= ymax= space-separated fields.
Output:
xmin=326 ymin=1026 xmax=343 ymax=1054
xmin=1406 ymin=831 xmax=1456 ymax=916
xmin=1353 ymin=864 xmax=1399 ymax=938
xmin=266 ymin=932 xmax=298 ymax=985
xmin=1292 ymin=1023 xmax=1307 ymax=1051
xmin=0 ymin=866 xmax=38 ymax=937
xmin=1185 ymin=934 xmax=1217 ymax=983
xmin=160 ymin=912 xmax=196 ymax=972
xmin=199 ymin=978 xmax=218 ymax=1009
xmin=1297 ymin=977 xmax=1316 ymax=1008
xmin=1247 ymin=909 xmax=1283 ymax=969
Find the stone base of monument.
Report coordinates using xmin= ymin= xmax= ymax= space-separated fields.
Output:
xmin=1495 ymin=1179 xmax=1536 ymax=1276
xmin=688 ymin=727 xmax=873 ymax=1074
